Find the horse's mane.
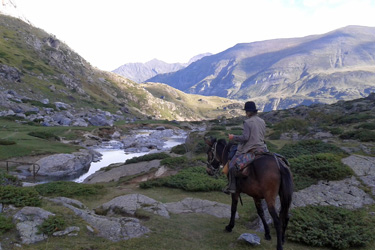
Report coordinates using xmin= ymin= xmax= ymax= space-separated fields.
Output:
xmin=217 ymin=138 xmax=227 ymax=146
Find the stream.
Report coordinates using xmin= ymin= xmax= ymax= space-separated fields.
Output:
xmin=74 ymin=130 xmax=187 ymax=183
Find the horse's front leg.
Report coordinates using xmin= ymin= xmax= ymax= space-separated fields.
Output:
xmin=225 ymin=193 xmax=239 ymax=232
xmin=254 ymin=198 xmax=271 ymax=240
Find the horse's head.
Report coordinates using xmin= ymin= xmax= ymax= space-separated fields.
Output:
xmin=204 ymin=136 xmax=221 ymax=176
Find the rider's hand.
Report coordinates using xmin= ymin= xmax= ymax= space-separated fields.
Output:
xmin=228 ymin=134 xmax=234 ymax=140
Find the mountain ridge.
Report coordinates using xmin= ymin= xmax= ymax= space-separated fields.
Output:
xmin=147 ymin=25 xmax=375 ymax=111
xmin=112 ymin=53 xmax=211 ymax=83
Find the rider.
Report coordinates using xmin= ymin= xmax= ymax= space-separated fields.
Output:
xmin=223 ymin=101 xmax=268 ymax=194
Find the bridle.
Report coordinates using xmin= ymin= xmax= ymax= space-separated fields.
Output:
xmin=206 ymin=141 xmax=227 ymax=177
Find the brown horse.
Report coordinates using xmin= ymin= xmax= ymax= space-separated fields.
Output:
xmin=205 ymin=137 xmax=293 ymax=250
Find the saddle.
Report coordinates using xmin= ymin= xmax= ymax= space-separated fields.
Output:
xmin=237 ymin=151 xmax=289 ymax=178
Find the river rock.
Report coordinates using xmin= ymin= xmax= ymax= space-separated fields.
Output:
xmin=96 ymin=194 xmax=170 ymax=218
xmin=34 ymin=149 xmax=94 ymax=179
xmin=83 ymin=159 xmax=161 ymax=183
xmin=13 ymin=207 xmax=55 ymax=244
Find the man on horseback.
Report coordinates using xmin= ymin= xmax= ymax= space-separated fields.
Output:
xmin=223 ymin=101 xmax=268 ymax=194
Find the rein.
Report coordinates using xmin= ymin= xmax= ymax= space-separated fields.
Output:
xmin=207 ymin=141 xmax=228 ymax=177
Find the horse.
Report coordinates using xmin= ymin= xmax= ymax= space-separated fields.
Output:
xmin=205 ymin=137 xmax=294 ymax=250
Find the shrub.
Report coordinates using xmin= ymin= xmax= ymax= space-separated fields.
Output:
xmin=0 ymin=139 xmax=16 ymax=145
xmin=37 ymin=215 xmax=66 ymax=236
xmin=288 ymin=205 xmax=374 ymax=249
xmin=335 ymin=113 xmax=373 ymax=124
xmin=28 ymin=131 xmax=60 ymax=141
xmin=160 ymin=156 xmax=189 ymax=168
xmin=265 ymin=141 xmax=278 ymax=153
xmin=140 ymin=166 xmax=226 ymax=192
xmin=0 ymin=214 xmax=14 ymax=235
xmin=329 ymin=127 xmax=343 ymax=135
xmin=339 ymin=129 xmax=375 ymax=142
xmin=125 ymin=152 xmax=170 ymax=164
xmin=211 ymin=125 xmax=226 ymax=131
xmin=277 ymin=140 xmax=345 ymax=159
xmin=35 ymin=181 xmax=105 ymax=198
xmin=268 ymin=130 xmax=282 ymax=140
xmin=0 ymin=170 xmax=19 ymax=186
xmin=170 ymin=144 xmax=187 ymax=155
xmin=289 ymin=153 xmax=353 ymax=190
xmin=0 ymin=186 xmax=41 ymax=207
xmin=193 ymin=141 xmax=207 ymax=154
xmin=273 ymin=118 xmax=309 ymax=134
xmin=355 ymin=122 xmax=375 ymax=130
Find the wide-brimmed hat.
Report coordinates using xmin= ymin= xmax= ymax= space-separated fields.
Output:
xmin=243 ymin=101 xmax=257 ymax=112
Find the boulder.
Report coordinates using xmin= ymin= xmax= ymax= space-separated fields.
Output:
xmin=96 ymin=194 xmax=169 ymax=218
xmin=48 ymin=197 xmax=150 ymax=242
xmin=292 ymin=177 xmax=374 ymax=209
xmin=165 ymin=197 xmax=238 ymax=219
xmin=13 ymin=207 xmax=55 ymax=244
xmin=34 ymin=150 xmax=94 ymax=179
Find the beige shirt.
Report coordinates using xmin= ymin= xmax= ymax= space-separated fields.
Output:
xmin=233 ymin=115 xmax=266 ymax=155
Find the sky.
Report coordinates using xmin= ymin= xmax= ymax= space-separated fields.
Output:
xmin=11 ymin=0 xmax=375 ymax=71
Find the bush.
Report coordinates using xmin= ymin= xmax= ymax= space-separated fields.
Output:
xmin=159 ymin=156 xmax=203 ymax=169
xmin=125 ymin=152 xmax=170 ymax=164
xmin=0 ymin=186 xmax=41 ymax=207
xmin=289 ymin=153 xmax=353 ymax=190
xmin=0 ymin=214 xmax=14 ymax=235
xmin=339 ymin=129 xmax=375 ymax=142
xmin=37 ymin=215 xmax=66 ymax=236
xmin=28 ymin=131 xmax=60 ymax=141
xmin=211 ymin=125 xmax=226 ymax=131
xmin=0 ymin=170 xmax=19 ymax=186
xmin=35 ymin=181 xmax=105 ymax=198
xmin=0 ymin=139 xmax=16 ymax=145
xmin=329 ymin=127 xmax=343 ymax=135
xmin=273 ymin=118 xmax=309 ymax=134
xmin=277 ymin=140 xmax=345 ymax=159
xmin=170 ymin=144 xmax=187 ymax=155
xmin=140 ymin=166 xmax=226 ymax=192
xmin=355 ymin=122 xmax=375 ymax=130
xmin=288 ymin=205 xmax=374 ymax=249
xmin=335 ymin=113 xmax=373 ymax=124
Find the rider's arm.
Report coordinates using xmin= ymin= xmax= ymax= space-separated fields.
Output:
xmin=233 ymin=121 xmax=250 ymax=143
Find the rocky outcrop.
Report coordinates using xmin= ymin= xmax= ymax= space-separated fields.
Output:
xmin=0 ymin=89 xmax=126 ymax=127
xmin=34 ymin=149 xmax=95 ymax=180
xmin=165 ymin=197 xmax=238 ymax=219
xmin=12 ymin=207 xmax=55 ymax=244
xmin=0 ymin=64 xmax=22 ymax=82
xmin=96 ymin=194 xmax=170 ymax=218
xmin=292 ymin=177 xmax=374 ymax=209
xmin=84 ymin=159 xmax=161 ymax=183
xmin=49 ymin=197 xmax=150 ymax=242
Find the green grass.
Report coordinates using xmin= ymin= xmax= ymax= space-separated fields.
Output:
xmin=0 ymin=119 xmax=88 ymax=160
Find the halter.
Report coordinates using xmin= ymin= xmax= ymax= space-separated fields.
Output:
xmin=206 ymin=141 xmax=223 ymax=177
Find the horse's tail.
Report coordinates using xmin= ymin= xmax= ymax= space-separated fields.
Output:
xmin=278 ymin=158 xmax=294 ymax=235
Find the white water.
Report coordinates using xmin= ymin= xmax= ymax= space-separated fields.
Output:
xmin=74 ymin=133 xmax=186 ymax=183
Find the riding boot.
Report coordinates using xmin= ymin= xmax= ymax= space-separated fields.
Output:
xmin=223 ymin=167 xmax=237 ymax=194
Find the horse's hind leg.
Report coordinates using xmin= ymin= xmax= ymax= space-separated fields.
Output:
xmin=253 ymin=198 xmax=271 ymax=240
xmin=268 ymin=205 xmax=283 ymax=250
xmin=225 ymin=193 xmax=239 ymax=232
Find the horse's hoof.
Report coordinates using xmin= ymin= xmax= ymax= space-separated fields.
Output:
xmin=225 ymin=226 xmax=232 ymax=232
xmin=265 ymin=234 xmax=271 ymax=241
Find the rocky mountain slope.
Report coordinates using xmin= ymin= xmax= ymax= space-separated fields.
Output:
xmin=112 ymin=53 xmax=211 ymax=83
xmin=0 ymin=14 xmax=240 ymax=122
xmin=147 ymin=26 xmax=375 ymax=111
